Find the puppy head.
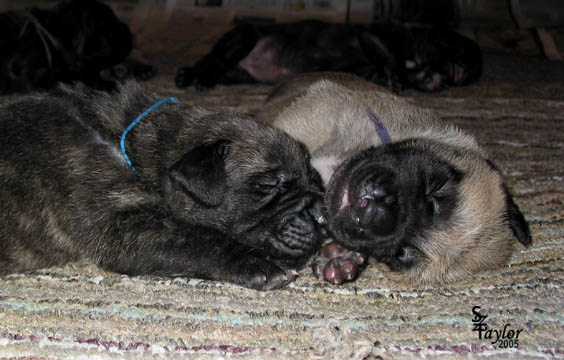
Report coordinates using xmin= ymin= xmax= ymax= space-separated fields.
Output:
xmin=163 ymin=119 xmax=325 ymax=269
xmin=326 ymin=139 xmax=531 ymax=284
xmin=54 ymin=0 xmax=132 ymax=68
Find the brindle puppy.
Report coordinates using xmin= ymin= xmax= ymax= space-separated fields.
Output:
xmin=0 ymin=82 xmax=324 ymax=290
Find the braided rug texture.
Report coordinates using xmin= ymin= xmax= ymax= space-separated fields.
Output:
xmin=1 ymin=68 xmax=563 ymax=359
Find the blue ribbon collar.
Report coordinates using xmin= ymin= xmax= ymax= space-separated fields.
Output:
xmin=365 ymin=105 xmax=392 ymax=145
xmin=120 ymin=97 xmax=180 ymax=172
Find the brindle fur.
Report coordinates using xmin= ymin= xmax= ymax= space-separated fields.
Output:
xmin=0 ymin=82 xmax=324 ymax=290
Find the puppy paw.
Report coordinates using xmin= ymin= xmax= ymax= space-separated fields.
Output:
xmin=247 ymin=267 xmax=298 ymax=291
xmin=133 ymin=63 xmax=156 ymax=81
xmin=110 ymin=63 xmax=131 ymax=80
xmin=175 ymin=66 xmax=195 ymax=88
xmin=176 ymin=64 xmax=221 ymax=90
xmin=418 ymin=72 xmax=446 ymax=92
xmin=312 ymin=241 xmax=367 ymax=285
xmin=193 ymin=74 xmax=218 ymax=91
xmin=232 ymin=255 xmax=298 ymax=291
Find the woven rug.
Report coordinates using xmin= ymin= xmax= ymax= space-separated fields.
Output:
xmin=1 ymin=47 xmax=564 ymax=359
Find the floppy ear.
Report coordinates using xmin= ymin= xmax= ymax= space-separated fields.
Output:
xmin=504 ymin=187 xmax=533 ymax=246
xmin=168 ymin=140 xmax=230 ymax=207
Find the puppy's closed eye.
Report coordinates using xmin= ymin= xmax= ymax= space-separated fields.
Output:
xmin=251 ymin=169 xmax=291 ymax=200
xmin=424 ymin=168 xmax=462 ymax=217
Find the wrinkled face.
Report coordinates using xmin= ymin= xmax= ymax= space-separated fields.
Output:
xmin=225 ymin=139 xmax=326 ymax=268
xmin=325 ymin=141 xmax=462 ymax=272
xmin=164 ymin=132 xmax=325 ymax=269
xmin=325 ymin=138 xmax=532 ymax=283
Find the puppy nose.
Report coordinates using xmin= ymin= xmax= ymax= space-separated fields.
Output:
xmin=352 ymin=186 xmax=398 ymax=236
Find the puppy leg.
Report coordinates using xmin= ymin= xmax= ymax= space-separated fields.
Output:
xmin=126 ymin=50 xmax=157 ymax=81
xmin=175 ymin=24 xmax=259 ymax=89
xmin=97 ymin=210 xmax=297 ymax=291
xmin=312 ymin=241 xmax=367 ymax=285
xmin=131 ymin=61 xmax=157 ymax=81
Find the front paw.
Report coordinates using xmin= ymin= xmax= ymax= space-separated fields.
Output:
xmin=193 ymin=71 xmax=220 ymax=90
xmin=312 ymin=241 xmax=367 ymax=285
xmin=175 ymin=66 xmax=220 ymax=90
xmin=175 ymin=66 xmax=196 ymax=88
xmin=418 ymin=72 xmax=446 ymax=92
xmin=110 ymin=63 xmax=130 ymax=80
xmin=133 ymin=63 xmax=156 ymax=81
xmin=230 ymin=252 xmax=299 ymax=291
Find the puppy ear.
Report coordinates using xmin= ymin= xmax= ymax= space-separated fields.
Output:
xmin=503 ymin=187 xmax=532 ymax=246
xmin=168 ymin=140 xmax=230 ymax=207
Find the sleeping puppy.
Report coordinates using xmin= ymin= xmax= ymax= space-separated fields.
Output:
xmin=175 ymin=20 xmax=482 ymax=93
xmin=0 ymin=0 xmax=154 ymax=94
xmin=255 ymin=72 xmax=531 ymax=285
xmin=0 ymin=82 xmax=324 ymax=291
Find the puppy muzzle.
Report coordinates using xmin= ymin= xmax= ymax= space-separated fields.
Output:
xmin=275 ymin=193 xmax=324 ymax=256
xmin=349 ymin=173 xmax=399 ymax=237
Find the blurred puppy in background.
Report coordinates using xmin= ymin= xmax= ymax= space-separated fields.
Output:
xmin=176 ymin=21 xmax=482 ymax=93
xmin=0 ymin=0 xmax=154 ymax=94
